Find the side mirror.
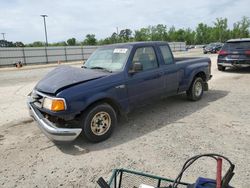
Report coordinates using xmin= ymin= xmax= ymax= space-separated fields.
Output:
xmin=129 ymin=62 xmax=143 ymax=74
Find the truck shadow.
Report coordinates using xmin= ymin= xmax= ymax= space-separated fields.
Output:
xmin=56 ymin=89 xmax=228 ymax=155
xmin=225 ymin=67 xmax=250 ymax=74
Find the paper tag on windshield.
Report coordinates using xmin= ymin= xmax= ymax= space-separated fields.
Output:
xmin=113 ymin=48 xmax=128 ymax=53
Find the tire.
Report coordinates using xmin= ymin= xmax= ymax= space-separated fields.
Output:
xmin=218 ymin=65 xmax=226 ymax=71
xmin=81 ymin=103 xmax=117 ymax=142
xmin=186 ymin=77 xmax=204 ymax=101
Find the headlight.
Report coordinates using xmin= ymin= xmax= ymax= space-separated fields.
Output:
xmin=43 ymin=97 xmax=66 ymax=111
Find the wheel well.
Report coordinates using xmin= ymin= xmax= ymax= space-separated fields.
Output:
xmin=81 ymin=98 xmax=121 ymax=117
xmin=194 ymin=71 xmax=206 ymax=82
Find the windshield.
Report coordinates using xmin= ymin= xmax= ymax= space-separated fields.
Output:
xmin=223 ymin=41 xmax=250 ymax=50
xmin=84 ymin=47 xmax=131 ymax=72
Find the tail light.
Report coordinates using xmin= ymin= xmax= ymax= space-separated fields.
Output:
xmin=208 ymin=60 xmax=211 ymax=73
xmin=245 ymin=50 xmax=250 ymax=55
xmin=219 ymin=50 xmax=228 ymax=55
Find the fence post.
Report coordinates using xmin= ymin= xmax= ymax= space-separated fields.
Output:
xmin=81 ymin=46 xmax=84 ymax=61
xmin=64 ymin=47 xmax=68 ymax=62
xmin=22 ymin=47 xmax=27 ymax=65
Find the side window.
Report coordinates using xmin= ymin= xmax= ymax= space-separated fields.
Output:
xmin=132 ymin=47 xmax=158 ymax=71
xmin=159 ymin=45 xmax=174 ymax=65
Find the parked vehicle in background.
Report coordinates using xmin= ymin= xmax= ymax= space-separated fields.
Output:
xmin=203 ymin=43 xmax=223 ymax=54
xmin=186 ymin=45 xmax=195 ymax=50
xmin=27 ymin=41 xmax=212 ymax=142
xmin=217 ymin=38 xmax=250 ymax=71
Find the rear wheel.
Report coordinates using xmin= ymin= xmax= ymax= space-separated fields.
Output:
xmin=81 ymin=103 xmax=117 ymax=142
xmin=218 ymin=65 xmax=226 ymax=71
xmin=186 ymin=77 xmax=204 ymax=101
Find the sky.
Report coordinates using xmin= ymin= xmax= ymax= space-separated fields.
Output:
xmin=0 ymin=0 xmax=249 ymax=43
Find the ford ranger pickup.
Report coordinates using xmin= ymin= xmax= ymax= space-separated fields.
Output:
xmin=27 ymin=41 xmax=212 ymax=142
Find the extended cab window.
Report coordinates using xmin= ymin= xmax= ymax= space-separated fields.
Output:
xmin=159 ymin=45 xmax=174 ymax=64
xmin=132 ymin=47 xmax=158 ymax=71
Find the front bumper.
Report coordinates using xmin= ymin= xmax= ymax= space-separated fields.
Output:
xmin=27 ymin=96 xmax=82 ymax=142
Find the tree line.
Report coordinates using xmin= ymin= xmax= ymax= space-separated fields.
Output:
xmin=1 ymin=16 xmax=249 ymax=48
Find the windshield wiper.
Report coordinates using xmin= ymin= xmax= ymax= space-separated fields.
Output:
xmin=90 ymin=66 xmax=112 ymax=73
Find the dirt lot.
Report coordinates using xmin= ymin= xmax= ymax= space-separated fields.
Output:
xmin=0 ymin=50 xmax=250 ymax=187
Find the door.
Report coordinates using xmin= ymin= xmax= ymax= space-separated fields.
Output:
xmin=159 ymin=45 xmax=179 ymax=95
xmin=126 ymin=46 xmax=164 ymax=107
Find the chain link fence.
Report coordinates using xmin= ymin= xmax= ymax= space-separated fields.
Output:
xmin=0 ymin=42 xmax=186 ymax=67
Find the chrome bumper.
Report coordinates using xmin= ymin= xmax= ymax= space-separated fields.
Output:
xmin=27 ymin=97 xmax=82 ymax=142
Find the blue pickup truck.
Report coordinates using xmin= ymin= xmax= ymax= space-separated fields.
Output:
xmin=27 ymin=41 xmax=212 ymax=142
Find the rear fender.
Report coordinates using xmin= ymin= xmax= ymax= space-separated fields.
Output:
xmin=187 ymin=70 xmax=207 ymax=89
xmin=185 ymin=62 xmax=209 ymax=88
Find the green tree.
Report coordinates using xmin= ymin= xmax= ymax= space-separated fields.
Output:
xmin=231 ymin=17 xmax=250 ymax=38
xmin=134 ymin=27 xmax=151 ymax=41
xmin=13 ymin=42 xmax=24 ymax=47
xmin=175 ymin=29 xmax=186 ymax=42
xmin=83 ymin=34 xmax=97 ymax=45
xmin=119 ymin=29 xmax=132 ymax=42
xmin=110 ymin=32 xmax=119 ymax=43
xmin=27 ymin=41 xmax=44 ymax=47
xmin=0 ymin=40 xmax=14 ymax=47
xmin=183 ymin=28 xmax=196 ymax=45
xmin=195 ymin=23 xmax=212 ymax=44
xmin=150 ymin=24 xmax=168 ymax=41
xmin=67 ymin=38 xmax=76 ymax=46
xmin=213 ymin=18 xmax=229 ymax=42
xmin=231 ymin=22 xmax=241 ymax=38
xmin=50 ymin=41 xmax=67 ymax=46
xmin=240 ymin=16 xmax=250 ymax=37
xmin=168 ymin=26 xmax=177 ymax=41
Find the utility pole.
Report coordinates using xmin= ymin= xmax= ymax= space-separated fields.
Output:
xmin=40 ymin=15 xmax=49 ymax=63
xmin=40 ymin=15 xmax=48 ymax=46
xmin=116 ymin=27 xmax=119 ymax=43
xmin=1 ymin=33 xmax=5 ymax=40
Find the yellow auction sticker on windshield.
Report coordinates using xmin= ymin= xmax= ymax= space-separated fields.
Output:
xmin=113 ymin=48 xmax=128 ymax=53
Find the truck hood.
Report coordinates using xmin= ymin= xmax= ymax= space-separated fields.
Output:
xmin=35 ymin=65 xmax=109 ymax=94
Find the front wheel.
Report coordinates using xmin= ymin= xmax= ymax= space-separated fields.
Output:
xmin=81 ymin=103 xmax=117 ymax=142
xmin=186 ymin=77 xmax=204 ymax=101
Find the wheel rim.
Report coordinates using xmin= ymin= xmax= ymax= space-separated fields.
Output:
xmin=194 ymin=81 xmax=202 ymax=97
xmin=90 ymin=111 xmax=111 ymax=136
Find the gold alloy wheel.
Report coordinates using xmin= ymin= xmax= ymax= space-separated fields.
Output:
xmin=90 ymin=111 xmax=111 ymax=136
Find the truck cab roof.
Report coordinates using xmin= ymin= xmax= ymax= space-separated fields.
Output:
xmin=100 ymin=41 xmax=169 ymax=48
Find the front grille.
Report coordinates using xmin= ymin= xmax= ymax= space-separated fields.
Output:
xmin=31 ymin=90 xmax=44 ymax=108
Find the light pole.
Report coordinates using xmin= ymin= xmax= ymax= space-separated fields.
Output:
xmin=40 ymin=15 xmax=48 ymax=46
xmin=1 ymin=33 xmax=5 ymax=40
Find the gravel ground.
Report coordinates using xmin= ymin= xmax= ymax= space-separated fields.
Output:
xmin=0 ymin=50 xmax=250 ymax=187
